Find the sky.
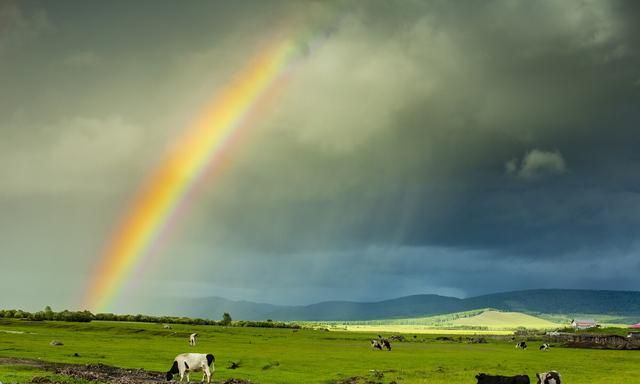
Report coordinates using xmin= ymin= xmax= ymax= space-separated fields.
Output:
xmin=1 ymin=0 xmax=639 ymax=313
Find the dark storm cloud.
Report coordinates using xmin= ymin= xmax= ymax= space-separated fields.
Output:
xmin=2 ymin=0 xmax=640 ymax=309
xmin=196 ymin=0 xmax=640 ymax=260
xmin=156 ymin=0 xmax=640 ymax=302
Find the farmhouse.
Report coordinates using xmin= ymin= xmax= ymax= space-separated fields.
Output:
xmin=629 ymin=323 xmax=640 ymax=329
xmin=570 ymin=319 xmax=597 ymax=329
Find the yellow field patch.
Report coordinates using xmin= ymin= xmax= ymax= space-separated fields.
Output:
xmin=330 ymin=324 xmax=513 ymax=335
xmin=450 ymin=310 xmax=561 ymax=329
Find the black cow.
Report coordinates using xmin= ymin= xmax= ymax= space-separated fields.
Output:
xmin=476 ymin=373 xmax=530 ymax=384
xmin=536 ymin=371 xmax=561 ymax=384
xmin=539 ymin=343 xmax=550 ymax=351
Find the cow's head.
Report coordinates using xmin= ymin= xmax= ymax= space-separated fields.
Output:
xmin=167 ymin=360 xmax=179 ymax=381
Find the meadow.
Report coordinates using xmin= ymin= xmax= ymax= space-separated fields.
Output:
xmin=1 ymin=318 xmax=639 ymax=384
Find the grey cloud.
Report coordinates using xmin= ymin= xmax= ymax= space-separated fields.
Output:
xmin=0 ymin=115 xmax=151 ymax=196
xmin=2 ymin=0 xmax=640 ymax=310
xmin=0 ymin=2 xmax=53 ymax=51
xmin=507 ymin=149 xmax=567 ymax=180
xmin=62 ymin=51 xmax=102 ymax=67
xmin=177 ymin=0 xmax=640 ymax=264
xmin=134 ymin=242 xmax=640 ymax=308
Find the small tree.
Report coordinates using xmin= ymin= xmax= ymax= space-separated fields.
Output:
xmin=221 ymin=312 xmax=232 ymax=325
xmin=44 ymin=306 xmax=53 ymax=320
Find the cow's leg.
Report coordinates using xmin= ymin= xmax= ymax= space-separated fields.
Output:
xmin=203 ymin=366 xmax=211 ymax=383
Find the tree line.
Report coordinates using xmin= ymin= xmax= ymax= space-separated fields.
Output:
xmin=0 ymin=306 xmax=300 ymax=329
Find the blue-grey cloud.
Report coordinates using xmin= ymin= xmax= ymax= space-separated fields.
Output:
xmin=1 ymin=0 xmax=640 ymax=311
xmin=507 ymin=149 xmax=567 ymax=180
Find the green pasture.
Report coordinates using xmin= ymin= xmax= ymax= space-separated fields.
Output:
xmin=1 ymin=319 xmax=639 ymax=383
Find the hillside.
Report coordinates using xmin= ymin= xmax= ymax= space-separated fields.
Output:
xmin=450 ymin=310 xmax=561 ymax=329
xmin=149 ymin=289 xmax=640 ymax=321
xmin=320 ymin=309 xmax=564 ymax=333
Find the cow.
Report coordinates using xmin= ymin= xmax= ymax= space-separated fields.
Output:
xmin=189 ymin=333 xmax=198 ymax=346
xmin=166 ymin=353 xmax=215 ymax=383
xmin=539 ymin=343 xmax=550 ymax=351
xmin=476 ymin=373 xmax=530 ymax=384
xmin=515 ymin=341 xmax=527 ymax=350
xmin=536 ymin=371 xmax=561 ymax=384
xmin=370 ymin=338 xmax=391 ymax=351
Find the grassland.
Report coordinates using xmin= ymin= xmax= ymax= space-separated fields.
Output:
xmin=1 ymin=318 xmax=639 ymax=383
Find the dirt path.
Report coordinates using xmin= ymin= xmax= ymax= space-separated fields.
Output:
xmin=0 ymin=357 xmax=161 ymax=383
xmin=0 ymin=357 xmax=251 ymax=384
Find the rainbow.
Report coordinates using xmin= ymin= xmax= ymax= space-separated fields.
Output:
xmin=83 ymin=38 xmax=304 ymax=312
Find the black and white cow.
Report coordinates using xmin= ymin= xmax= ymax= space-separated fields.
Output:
xmin=476 ymin=373 xmax=530 ymax=384
xmin=370 ymin=338 xmax=391 ymax=351
xmin=515 ymin=341 xmax=527 ymax=350
xmin=539 ymin=343 xmax=550 ymax=351
xmin=189 ymin=333 xmax=198 ymax=346
xmin=536 ymin=371 xmax=561 ymax=384
xmin=166 ymin=353 xmax=215 ymax=383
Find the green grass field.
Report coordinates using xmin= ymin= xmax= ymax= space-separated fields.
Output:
xmin=1 ymin=318 xmax=639 ymax=383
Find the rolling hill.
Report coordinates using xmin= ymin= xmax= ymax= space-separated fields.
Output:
xmin=152 ymin=289 xmax=640 ymax=321
xmin=449 ymin=310 xmax=561 ymax=329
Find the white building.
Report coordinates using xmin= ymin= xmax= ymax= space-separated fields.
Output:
xmin=570 ymin=319 xmax=597 ymax=329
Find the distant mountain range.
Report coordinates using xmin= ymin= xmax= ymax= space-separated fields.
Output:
xmin=153 ymin=289 xmax=640 ymax=321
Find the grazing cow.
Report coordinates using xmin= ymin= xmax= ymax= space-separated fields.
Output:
xmin=476 ymin=373 xmax=530 ymax=384
xmin=536 ymin=371 xmax=561 ymax=384
xmin=539 ymin=343 xmax=550 ymax=351
xmin=370 ymin=338 xmax=391 ymax=351
xmin=189 ymin=333 xmax=198 ymax=346
xmin=515 ymin=341 xmax=527 ymax=350
xmin=166 ymin=353 xmax=215 ymax=383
